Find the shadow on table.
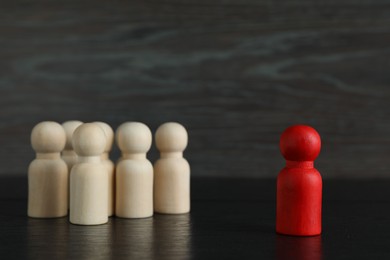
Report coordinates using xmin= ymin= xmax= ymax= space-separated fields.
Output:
xmin=275 ymin=234 xmax=322 ymax=260
xmin=27 ymin=217 xmax=70 ymax=259
xmin=27 ymin=214 xmax=192 ymax=260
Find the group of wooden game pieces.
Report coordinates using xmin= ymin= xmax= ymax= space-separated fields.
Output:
xmin=28 ymin=121 xmax=323 ymax=237
xmin=28 ymin=121 xmax=190 ymax=225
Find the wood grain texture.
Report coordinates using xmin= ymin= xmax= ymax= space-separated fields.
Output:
xmin=0 ymin=0 xmax=390 ymax=178
xmin=3 ymin=177 xmax=390 ymax=259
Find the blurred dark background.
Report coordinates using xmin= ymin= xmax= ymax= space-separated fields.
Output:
xmin=1 ymin=0 xmax=390 ymax=179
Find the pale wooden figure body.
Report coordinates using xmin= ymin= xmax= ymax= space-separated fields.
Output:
xmin=61 ymin=120 xmax=83 ymax=210
xmin=28 ymin=121 xmax=68 ymax=218
xmin=70 ymin=123 xmax=108 ymax=225
xmin=154 ymin=122 xmax=190 ymax=214
xmin=94 ymin=121 xmax=115 ymax=217
xmin=116 ymin=122 xmax=153 ymax=218
xmin=61 ymin=121 xmax=83 ymax=171
xmin=61 ymin=120 xmax=83 ymax=172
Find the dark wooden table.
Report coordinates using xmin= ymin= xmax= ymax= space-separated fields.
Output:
xmin=1 ymin=177 xmax=390 ymax=259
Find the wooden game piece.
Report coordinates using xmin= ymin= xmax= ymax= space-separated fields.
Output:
xmin=154 ymin=122 xmax=190 ymax=214
xmin=276 ymin=125 xmax=322 ymax=236
xmin=115 ymin=122 xmax=153 ymax=218
xmin=62 ymin=120 xmax=83 ymax=210
xmin=28 ymin=121 xmax=68 ymax=218
xmin=94 ymin=121 xmax=115 ymax=217
xmin=70 ymin=123 xmax=108 ymax=225
xmin=61 ymin=120 xmax=83 ymax=171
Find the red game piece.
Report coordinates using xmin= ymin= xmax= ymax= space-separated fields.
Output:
xmin=276 ymin=125 xmax=322 ymax=236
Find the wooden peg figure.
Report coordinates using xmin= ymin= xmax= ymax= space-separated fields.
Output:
xmin=154 ymin=122 xmax=190 ymax=214
xmin=28 ymin=121 xmax=68 ymax=218
xmin=115 ymin=122 xmax=153 ymax=218
xmin=61 ymin=120 xmax=83 ymax=171
xmin=62 ymin=120 xmax=83 ymax=210
xmin=70 ymin=123 xmax=108 ymax=225
xmin=94 ymin=121 xmax=115 ymax=217
xmin=276 ymin=125 xmax=322 ymax=236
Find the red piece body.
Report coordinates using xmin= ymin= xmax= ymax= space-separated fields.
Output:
xmin=276 ymin=161 xmax=322 ymax=236
xmin=276 ymin=125 xmax=322 ymax=236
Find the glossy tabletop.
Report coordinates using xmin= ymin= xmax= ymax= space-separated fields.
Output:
xmin=1 ymin=177 xmax=390 ymax=259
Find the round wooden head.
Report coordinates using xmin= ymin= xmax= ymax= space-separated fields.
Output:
xmin=72 ymin=123 xmax=106 ymax=156
xmin=155 ymin=122 xmax=188 ymax=153
xmin=94 ymin=121 xmax=114 ymax=152
xmin=280 ymin=125 xmax=321 ymax=161
xmin=31 ymin=121 xmax=66 ymax=153
xmin=62 ymin=120 xmax=83 ymax=150
xmin=116 ymin=122 xmax=152 ymax=154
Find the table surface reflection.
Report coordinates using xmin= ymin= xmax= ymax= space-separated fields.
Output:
xmin=1 ymin=178 xmax=390 ymax=259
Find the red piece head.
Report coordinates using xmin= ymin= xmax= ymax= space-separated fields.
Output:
xmin=280 ymin=125 xmax=321 ymax=161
